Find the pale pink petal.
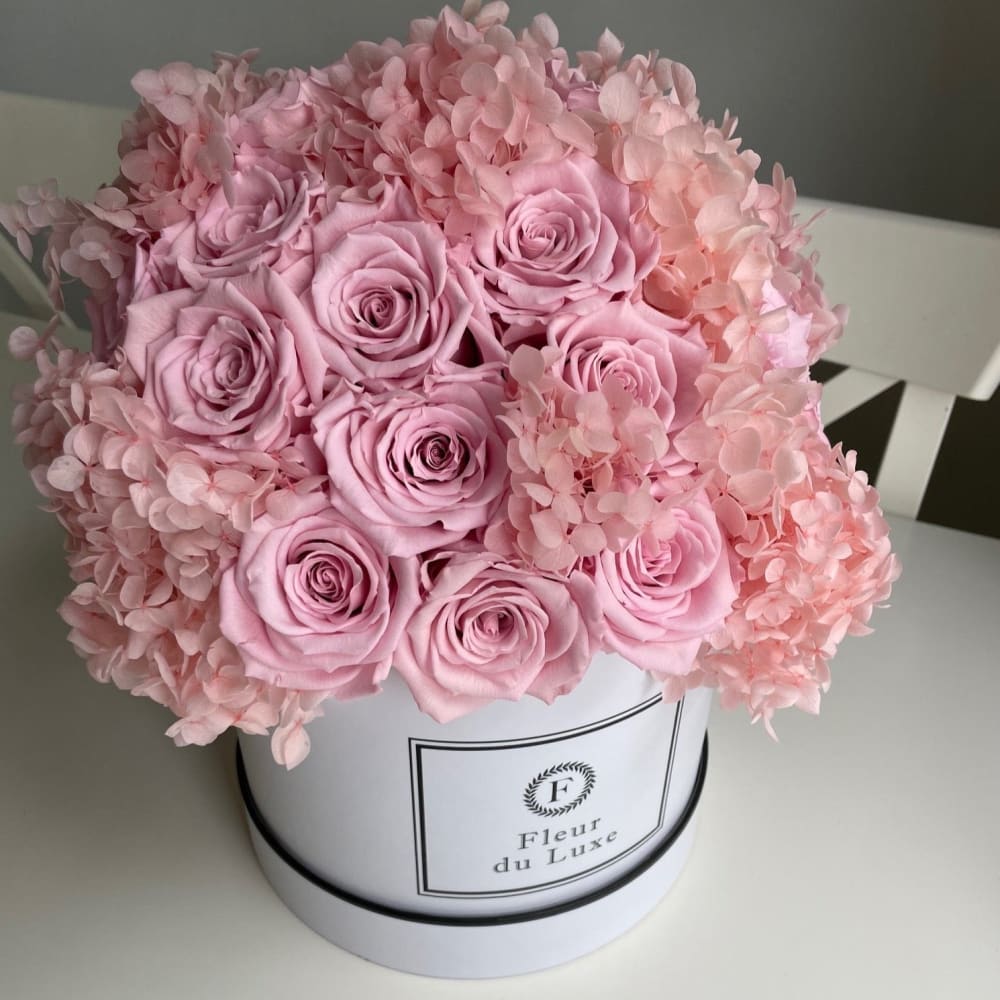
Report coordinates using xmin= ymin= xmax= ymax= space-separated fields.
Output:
xmin=599 ymin=73 xmax=640 ymax=123
xmin=8 ymin=326 xmax=41 ymax=361
xmin=47 ymin=455 xmax=86 ymax=492
xmin=271 ymin=722 xmax=311 ymax=770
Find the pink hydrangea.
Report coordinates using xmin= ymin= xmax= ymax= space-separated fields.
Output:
xmin=119 ymin=52 xmax=269 ymax=229
xmin=686 ymin=436 xmax=900 ymax=736
xmin=670 ymin=362 xmax=900 ymax=731
xmin=485 ymin=345 xmax=672 ymax=572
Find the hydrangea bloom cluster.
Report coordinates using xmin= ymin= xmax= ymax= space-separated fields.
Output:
xmin=4 ymin=2 xmax=898 ymax=765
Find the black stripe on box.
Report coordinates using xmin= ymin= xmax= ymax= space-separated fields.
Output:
xmin=236 ymin=736 xmax=708 ymax=929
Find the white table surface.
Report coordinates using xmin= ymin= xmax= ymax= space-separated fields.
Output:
xmin=2 ymin=350 xmax=999 ymax=999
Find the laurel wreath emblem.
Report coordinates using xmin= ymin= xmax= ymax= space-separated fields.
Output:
xmin=522 ymin=761 xmax=596 ymax=817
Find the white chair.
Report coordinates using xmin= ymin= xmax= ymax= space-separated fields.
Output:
xmin=3 ymin=90 xmax=999 ymax=520
xmin=799 ymin=197 xmax=1000 ymax=518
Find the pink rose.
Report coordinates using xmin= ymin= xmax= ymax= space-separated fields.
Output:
xmin=312 ymin=369 xmax=509 ymax=556
xmin=587 ymin=493 xmax=737 ymax=675
xmin=219 ymin=492 xmax=419 ymax=693
xmin=548 ymin=300 xmax=708 ymax=432
xmin=305 ymin=182 xmax=500 ymax=388
xmin=471 ymin=152 xmax=657 ymax=334
xmin=123 ymin=269 xmax=325 ymax=454
xmin=395 ymin=552 xmax=597 ymax=723
xmin=149 ymin=151 xmax=321 ymax=286
xmin=241 ymin=69 xmax=337 ymax=158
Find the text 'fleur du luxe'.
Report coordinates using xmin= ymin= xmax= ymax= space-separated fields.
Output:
xmin=492 ymin=818 xmax=618 ymax=873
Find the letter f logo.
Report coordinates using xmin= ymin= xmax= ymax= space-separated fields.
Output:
xmin=524 ymin=762 xmax=596 ymax=818
xmin=549 ymin=776 xmax=573 ymax=803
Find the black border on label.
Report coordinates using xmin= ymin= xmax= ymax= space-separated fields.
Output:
xmin=236 ymin=736 xmax=707 ymax=929
xmin=409 ymin=695 xmax=686 ymax=899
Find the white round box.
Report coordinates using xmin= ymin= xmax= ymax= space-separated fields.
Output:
xmin=238 ymin=652 xmax=711 ymax=978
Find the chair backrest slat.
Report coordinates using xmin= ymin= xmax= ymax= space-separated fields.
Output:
xmin=874 ymin=384 xmax=956 ymax=519
xmin=0 ymin=236 xmax=55 ymax=320
xmin=819 ymin=367 xmax=898 ymax=425
xmin=802 ymin=196 xmax=998 ymax=518
xmin=799 ymin=196 xmax=1000 ymax=402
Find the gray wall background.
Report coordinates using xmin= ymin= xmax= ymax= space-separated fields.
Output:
xmin=2 ymin=0 xmax=998 ymax=535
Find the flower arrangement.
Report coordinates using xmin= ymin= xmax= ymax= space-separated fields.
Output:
xmin=3 ymin=2 xmax=899 ymax=769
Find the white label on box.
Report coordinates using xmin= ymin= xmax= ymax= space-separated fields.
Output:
xmin=409 ymin=695 xmax=684 ymax=899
